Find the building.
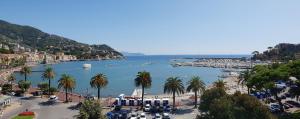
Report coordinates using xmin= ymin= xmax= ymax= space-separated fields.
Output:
xmin=55 ymin=52 xmax=77 ymax=61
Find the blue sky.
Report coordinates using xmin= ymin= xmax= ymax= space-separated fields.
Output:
xmin=0 ymin=0 xmax=299 ymax=55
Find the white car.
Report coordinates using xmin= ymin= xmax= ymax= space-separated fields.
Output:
xmin=144 ymin=104 xmax=151 ymax=112
xmin=48 ymin=95 xmax=58 ymax=102
xmin=140 ymin=113 xmax=146 ymax=119
xmin=130 ymin=113 xmax=138 ymax=119
xmin=162 ymin=113 xmax=170 ymax=119
xmin=154 ymin=113 xmax=162 ymax=119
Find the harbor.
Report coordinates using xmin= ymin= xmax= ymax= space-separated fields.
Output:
xmin=171 ymin=58 xmax=270 ymax=69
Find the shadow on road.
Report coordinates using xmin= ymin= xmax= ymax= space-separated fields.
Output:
xmin=38 ymin=101 xmax=60 ymax=106
xmin=174 ymin=108 xmax=194 ymax=115
xmin=68 ymin=102 xmax=81 ymax=110
xmin=20 ymin=96 xmax=39 ymax=100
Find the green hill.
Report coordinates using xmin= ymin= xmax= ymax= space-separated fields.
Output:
xmin=252 ymin=43 xmax=300 ymax=61
xmin=0 ymin=20 xmax=123 ymax=59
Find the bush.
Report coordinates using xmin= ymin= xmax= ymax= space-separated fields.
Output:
xmin=1 ymin=84 xmax=12 ymax=94
xmin=18 ymin=80 xmax=31 ymax=93
xmin=49 ymin=87 xmax=58 ymax=95
xmin=37 ymin=82 xmax=48 ymax=93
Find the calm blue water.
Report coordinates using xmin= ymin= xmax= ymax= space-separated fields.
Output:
xmin=14 ymin=55 xmax=249 ymax=97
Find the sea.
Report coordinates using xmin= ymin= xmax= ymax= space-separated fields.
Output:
xmin=14 ymin=55 xmax=250 ymax=97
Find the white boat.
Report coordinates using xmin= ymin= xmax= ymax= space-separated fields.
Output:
xmin=83 ymin=64 xmax=91 ymax=68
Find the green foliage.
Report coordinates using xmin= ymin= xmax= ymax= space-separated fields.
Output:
xmin=1 ymin=84 xmax=12 ymax=94
xmin=75 ymin=100 xmax=106 ymax=119
xmin=58 ymin=74 xmax=76 ymax=91
xmin=49 ymin=87 xmax=58 ymax=95
xmin=213 ymin=79 xmax=226 ymax=89
xmin=12 ymin=116 xmax=34 ymax=119
xmin=90 ymin=73 xmax=108 ymax=99
xmin=278 ymin=112 xmax=300 ymax=119
xmin=58 ymin=74 xmax=76 ymax=102
xmin=199 ymin=87 xmax=227 ymax=112
xmin=18 ymin=80 xmax=31 ymax=93
xmin=37 ymin=82 xmax=49 ymax=93
xmin=252 ymin=43 xmax=300 ymax=61
xmin=164 ymin=77 xmax=185 ymax=95
xmin=20 ymin=66 xmax=31 ymax=81
xmin=42 ymin=66 xmax=55 ymax=95
xmin=287 ymin=60 xmax=300 ymax=79
xmin=164 ymin=77 xmax=185 ymax=110
xmin=198 ymin=88 xmax=275 ymax=119
xmin=135 ymin=71 xmax=152 ymax=88
xmin=0 ymin=48 xmax=13 ymax=54
xmin=186 ymin=76 xmax=206 ymax=108
xmin=9 ymin=58 xmax=26 ymax=67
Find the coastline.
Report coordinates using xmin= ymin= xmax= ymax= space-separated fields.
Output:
xmin=0 ymin=57 xmax=245 ymax=104
xmin=0 ymin=62 xmax=38 ymax=80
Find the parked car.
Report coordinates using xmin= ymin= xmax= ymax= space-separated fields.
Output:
xmin=154 ymin=113 xmax=162 ymax=119
xmin=280 ymin=95 xmax=286 ymax=99
xmin=163 ymin=105 xmax=171 ymax=112
xmin=140 ymin=113 xmax=146 ymax=119
xmin=130 ymin=113 xmax=138 ymax=119
xmin=144 ymin=104 xmax=151 ymax=112
xmin=284 ymin=93 xmax=291 ymax=98
xmin=284 ymin=102 xmax=294 ymax=108
xmin=286 ymin=100 xmax=300 ymax=107
xmin=48 ymin=95 xmax=58 ymax=102
xmin=269 ymin=103 xmax=281 ymax=113
xmin=162 ymin=113 xmax=170 ymax=119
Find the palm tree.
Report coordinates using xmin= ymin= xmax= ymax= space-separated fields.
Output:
xmin=214 ymin=79 xmax=226 ymax=90
xmin=238 ymin=70 xmax=251 ymax=94
xmin=186 ymin=76 xmax=205 ymax=108
xmin=164 ymin=77 xmax=185 ymax=110
xmin=20 ymin=65 xmax=31 ymax=81
xmin=42 ymin=67 xmax=55 ymax=96
xmin=58 ymin=74 xmax=76 ymax=102
xmin=7 ymin=74 xmax=16 ymax=92
xmin=135 ymin=71 xmax=152 ymax=109
xmin=90 ymin=73 xmax=108 ymax=100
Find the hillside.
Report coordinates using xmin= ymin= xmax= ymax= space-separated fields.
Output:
xmin=0 ymin=20 xmax=123 ymax=59
xmin=252 ymin=43 xmax=300 ymax=61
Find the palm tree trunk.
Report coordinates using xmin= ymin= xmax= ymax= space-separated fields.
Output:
xmin=25 ymin=73 xmax=27 ymax=81
xmin=247 ymin=87 xmax=250 ymax=94
xmin=141 ymin=86 xmax=144 ymax=109
xmin=97 ymin=87 xmax=100 ymax=100
xmin=11 ymin=81 xmax=13 ymax=92
xmin=173 ymin=91 xmax=176 ymax=110
xmin=65 ymin=88 xmax=68 ymax=102
xmin=48 ymin=79 xmax=51 ymax=96
xmin=194 ymin=91 xmax=197 ymax=108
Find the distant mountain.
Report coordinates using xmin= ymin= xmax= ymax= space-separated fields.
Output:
xmin=121 ymin=51 xmax=145 ymax=56
xmin=0 ymin=20 xmax=123 ymax=59
xmin=252 ymin=43 xmax=300 ymax=61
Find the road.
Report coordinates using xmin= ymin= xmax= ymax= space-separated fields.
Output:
xmin=1 ymin=97 xmax=33 ymax=119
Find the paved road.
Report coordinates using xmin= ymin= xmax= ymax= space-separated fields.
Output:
xmin=1 ymin=97 xmax=78 ymax=119
xmin=1 ymin=97 xmax=33 ymax=119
